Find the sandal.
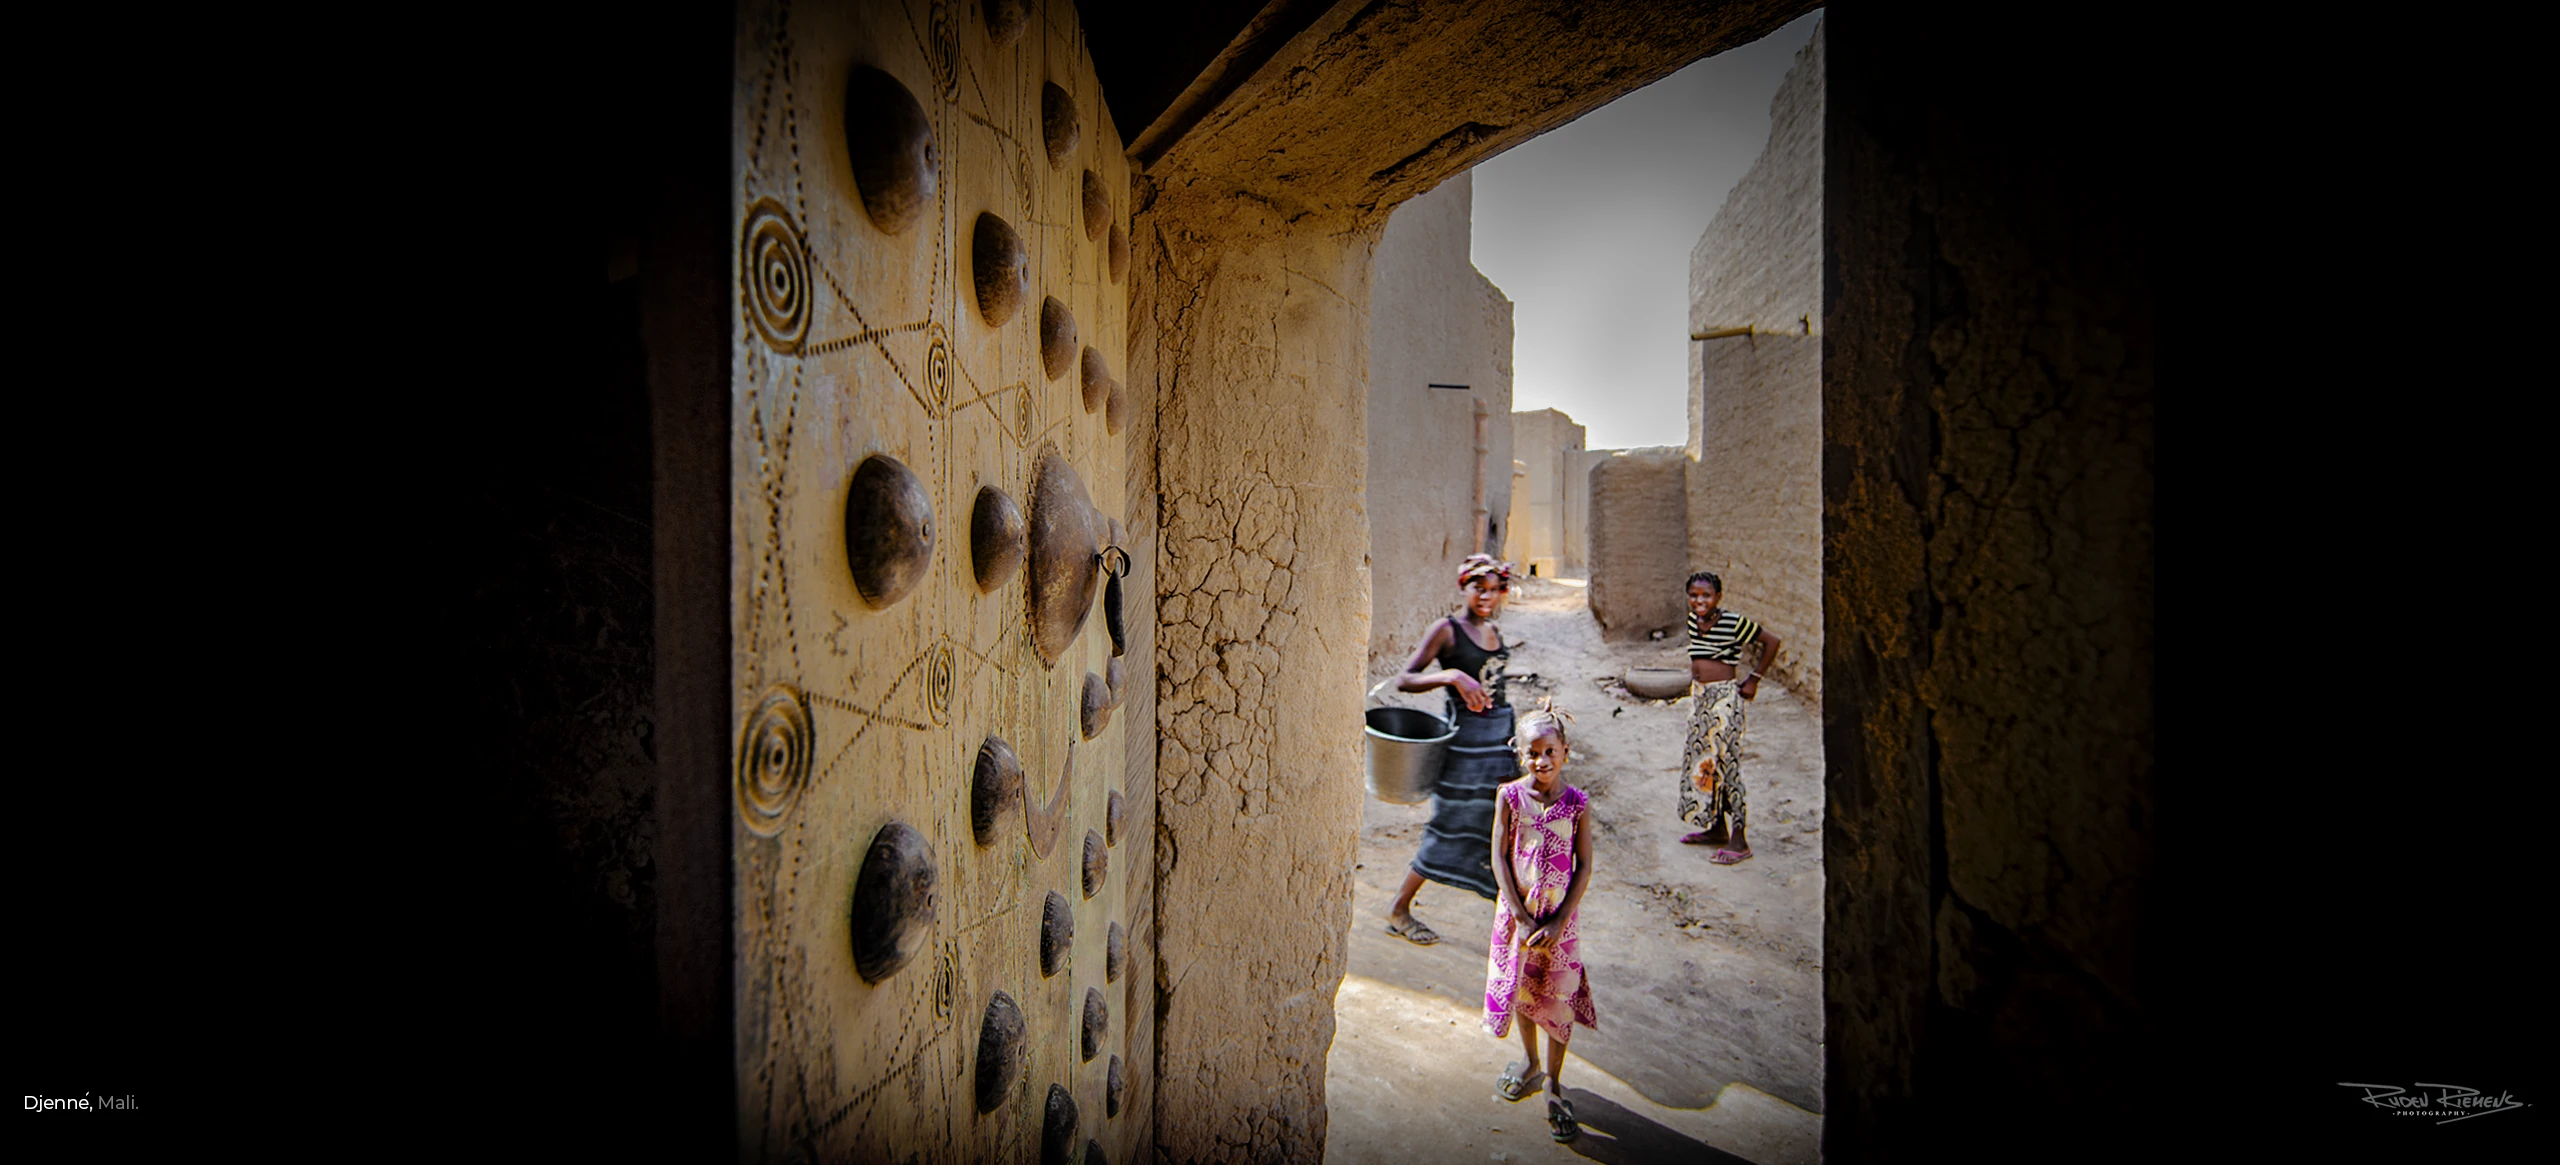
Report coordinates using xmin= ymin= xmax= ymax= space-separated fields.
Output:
xmin=1384 ymin=916 xmax=1440 ymax=946
xmin=1710 ymin=848 xmax=1753 ymax=866
xmin=1547 ymin=1097 xmax=1579 ymax=1142
xmin=1494 ymin=1062 xmax=1544 ymax=1102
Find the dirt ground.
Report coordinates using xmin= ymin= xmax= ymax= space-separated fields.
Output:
xmin=1324 ymin=574 xmax=1825 ymax=1165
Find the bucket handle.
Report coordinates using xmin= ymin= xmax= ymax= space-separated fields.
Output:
xmin=1365 ymin=678 xmax=1396 ymax=709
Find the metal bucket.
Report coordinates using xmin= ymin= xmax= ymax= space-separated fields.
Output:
xmin=1364 ymin=705 xmax=1453 ymax=805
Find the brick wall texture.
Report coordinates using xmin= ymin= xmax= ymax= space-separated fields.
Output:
xmin=1686 ymin=21 xmax=1824 ymax=697
xmin=1585 ymin=447 xmax=1693 ymax=640
xmin=1365 ymin=173 xmax=1516 ymax=681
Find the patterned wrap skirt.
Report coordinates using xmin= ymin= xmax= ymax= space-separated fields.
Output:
xmin=1678 ymin=679 xmax=1748 ymax=833
xmin=1410 ymin=702 xmax=1514 ymax=900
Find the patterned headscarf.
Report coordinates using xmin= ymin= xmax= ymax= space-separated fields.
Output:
xmin=1456 ymin=553 xmax=1514 ymax=588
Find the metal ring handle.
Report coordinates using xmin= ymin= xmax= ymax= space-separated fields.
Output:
xmin=1098 ymin=545 xmax=1130 ymax=579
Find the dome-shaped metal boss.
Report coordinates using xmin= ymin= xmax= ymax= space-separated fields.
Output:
xmin=971 ymin=735 xmax=1022 ymax=846
xmin=984 ymin=0 xmax=1028 ymax=47
xmin=1107 ymin=1054 xmax=1127 ymax=1117
xmin=844 ymin=454 xmax=934 ymax=609
xmin=1040 ymin=890 xmax=1072 ymax=977
xmin=1026 ymin=445 xmax=1102 ymax=667
xmin=1107 ymin=221 xmax=1128 ymax=285
xmin=1105 ymin=379 xmax=1126 ymax=436
xmin=1040 ymin=297 xmax=1077 ymax=382
xmin=1080 ymin=347 xmax=1109 ymax=413
xmin=972 ymin=212 xmax=1028 ymax=327
xmin=843 ymin=65 xmax=937 ymax=234
xmin=1081 ymin=986 xmax=1108 ymax=1061
xmin=974 ymin=991 xmax=1025 ymax=1115
xmin=1106 ymin=789 xmax=1125 ymax=846
xmin=847 ymin=822 xmax=937 ymax=983
xmin=1080 ymin=672 xmax=1111 ymax=740
xmin=1081 ymin=170 xmax=1109 ymax=241
xmin=1042 ymin=1083 xmax=1078 ymax=1165
xmin=971 ymin=485 xmax=1027 ymax=592
xmin=1082 ymin=828 xmax=1107 ymax=899
xmin=1041 ymin=82 xmax=1079 ymax=168
xmin=1105 ymin=920 xmax=1125 ymax=983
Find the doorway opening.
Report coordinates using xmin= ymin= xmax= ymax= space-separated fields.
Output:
xmin=1339 ymin=11 xmax=1827 ymax=1163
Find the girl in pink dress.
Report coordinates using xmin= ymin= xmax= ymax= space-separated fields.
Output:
xmin=1482 ymin=698 xmax=1597 ymax=1143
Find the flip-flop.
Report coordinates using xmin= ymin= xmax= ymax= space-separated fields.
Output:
xmin=1384 ymin=916 xmax=1440 ymax=945
xmin=1494 ymin=1063 xmax=1544 ymax=1102
xmin=1547 ymin=1097 xmax=1579 ymax=1142
xmin=1711 ymin=848 xmax=1753 ymax=865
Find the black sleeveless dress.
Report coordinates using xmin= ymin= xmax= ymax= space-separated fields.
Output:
xmin=1409 ymin=616 xmax=1513 ymax=900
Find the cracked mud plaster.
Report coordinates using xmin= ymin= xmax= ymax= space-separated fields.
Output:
xmin=1143 ymin=217 xmax=1379 ymax=1164
xmin=1821 ymin=1 xmax=2153 ymax=1150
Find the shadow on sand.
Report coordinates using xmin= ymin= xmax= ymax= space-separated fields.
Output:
xmin=1552 ymin=1087 xmax=1756 ymax=1165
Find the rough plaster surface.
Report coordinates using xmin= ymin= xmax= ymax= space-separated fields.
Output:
xmin=1141 ymin=0 xmax=1824 ymax=228
xmin=1585 ymin=447 xmax=1693 ymax=641
xmin=1821 ymin=1 xmax=2154 ymax=1155
xmin=1686 ymin=22 xmax=1824 ymax=697
xmin=1137 ymin=203 xmax=1378 ymax=1163
xmin=1507 ymin=407 xmax=1585 ymax=575
xmin=1364 ymin=173 xmax=1515 ymax=678
xmin=728 ymin=3 xmax=1150 ymax=1160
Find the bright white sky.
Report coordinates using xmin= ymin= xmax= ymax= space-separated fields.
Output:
xmin=1471 ymin=11 xmax=1821 ymax=451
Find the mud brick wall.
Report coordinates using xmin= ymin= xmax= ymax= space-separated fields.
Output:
xmin=1687 ymin=22 xmax=1824 ymax=697
xmin=1821 ymin=0 xmax=2154 ymax=1157
xmin=1364 ymin=173 xmax=1515 ymax=684
xmin=1585 ymin=446 xmax=1694 ymax=641
xmin=1510 ymin=407 xmax=1585 ymax=576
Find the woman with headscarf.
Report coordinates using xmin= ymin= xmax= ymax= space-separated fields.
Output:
xmin=1381 ymin=554 xmax=1518 ymax=944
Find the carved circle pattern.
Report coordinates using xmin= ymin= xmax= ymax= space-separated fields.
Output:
xmin=928 ymin=0 xmax=961 ymax=99
xmin=735 ymin=684 xmax=813 ymax=836
xmin=927 ymin=643 xmax=955 ymax=724
xmin=926 ymin=323 xmax=952 ymax=412
xmin=741 ymin=201 xmax=811 ymax=353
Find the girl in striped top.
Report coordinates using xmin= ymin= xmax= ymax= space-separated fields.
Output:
xmin=1679 ymin=570 xmax=1783 ymax=865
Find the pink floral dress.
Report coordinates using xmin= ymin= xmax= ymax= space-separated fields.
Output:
xmin=1482 ymin=781 xmax=1598 ymax=1042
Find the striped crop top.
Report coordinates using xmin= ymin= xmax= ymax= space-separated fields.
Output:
xmin=1686 ymin=609 xmax=1764 ymax=665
